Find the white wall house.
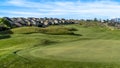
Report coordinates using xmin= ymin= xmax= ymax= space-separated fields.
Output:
xmin=111 ymin=18 xmax=120 ymax=23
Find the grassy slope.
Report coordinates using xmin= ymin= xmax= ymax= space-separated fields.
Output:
xmin=1 ymin=25 xmax=120 ymax=68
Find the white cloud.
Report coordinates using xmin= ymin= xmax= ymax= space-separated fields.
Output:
xmin=2 ymin=0 xmax=120 ymax=19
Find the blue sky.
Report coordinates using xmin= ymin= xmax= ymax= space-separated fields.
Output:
xmin=0 ymin=0 xmax=120 ymax=19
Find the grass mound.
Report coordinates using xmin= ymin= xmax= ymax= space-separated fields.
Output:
xmin=11 ymin=26 xmax=78 ymax=35
xmin=79 ymin=21 xmax=106 ymax=28
xmin=42 ymin=26 xmax=77 ymax=35
xmin=11 ymin=27 xmax=40 ymax=34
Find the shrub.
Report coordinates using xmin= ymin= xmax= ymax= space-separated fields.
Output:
xmin=0 ymin=34 xmax=11 ymax=39
xmin=0 ymin=18 xmax=11 ymax=28
xmin=0 ymin=26 xmax=10 ymax=31
xmin=0 ymin=29 xmax=13 ymax=34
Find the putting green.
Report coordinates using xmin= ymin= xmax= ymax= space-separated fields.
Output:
xmin=27 ymin=40 xmax=120 ymax=62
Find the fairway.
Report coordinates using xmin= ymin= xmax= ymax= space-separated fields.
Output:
xmin=1 ymin=25 xmax=120 ymax=68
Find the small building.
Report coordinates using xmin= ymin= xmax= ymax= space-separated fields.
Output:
xmin=111 ymin=18 xmax=120 ymax=23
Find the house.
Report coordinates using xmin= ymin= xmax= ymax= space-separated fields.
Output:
xmin=2 ymin=17 xmax=75 ymax=27
xmin=111 ymin=18 xmax=120 ymax=23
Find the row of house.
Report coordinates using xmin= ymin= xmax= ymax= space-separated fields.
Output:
xmin=3 ymin=17 xmax=75 ymax=27
xmin=104 ymin=18 xmax=120 ymax=29
xmin=111 ymin=18 xmax=120 ymax=23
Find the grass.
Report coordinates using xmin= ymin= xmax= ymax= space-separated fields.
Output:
xmin=11 ymin=26 xmax=77 ymax=35
xmin=1 ymin=24 xmax=120 ymax=68
xmin=29 ymin=40 xmax=120 ymax=62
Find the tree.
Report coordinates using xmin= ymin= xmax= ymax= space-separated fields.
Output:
xmin=94 ymin=18 xmax=98 ymax=22
xmin=0 ymin=18 xmax=11 ymax=28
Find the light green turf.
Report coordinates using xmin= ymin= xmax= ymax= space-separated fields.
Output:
xmin=1 ymin=25 xmax=120 ymax=68
xmin=29 ymin=40 xmax=120 ymax=62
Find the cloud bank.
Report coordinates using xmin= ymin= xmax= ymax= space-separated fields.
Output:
xmin=0 ymin=0 xmax=120 ymax=19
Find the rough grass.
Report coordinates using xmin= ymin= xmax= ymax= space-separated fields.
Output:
xmin=11 ymin=26 xmax=77 ymax=35
xmin=11 ymin=27 xmax=41 ymax=34
xmin=1 ymin=24 xmax=120 ymax=68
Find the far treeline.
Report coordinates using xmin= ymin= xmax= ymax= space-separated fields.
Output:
xmin=0 ymin=17 xmax=119 ymax=31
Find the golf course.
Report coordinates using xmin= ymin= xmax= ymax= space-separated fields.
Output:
xmin=1 ymin=24 xmax=120 ymax=68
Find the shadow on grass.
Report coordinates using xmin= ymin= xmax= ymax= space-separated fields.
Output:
xmin=41 ymin=39 xmax=58 ymax=45
xmin=23 ymin=32 xmax=36 ymax=34
xmin=78 ymin=38 xmax=95 ymax=40
xmin=33 ymin=39 xmax=58 ymax=47
xmin=70 ymin=33 xmax=82 ymax=36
